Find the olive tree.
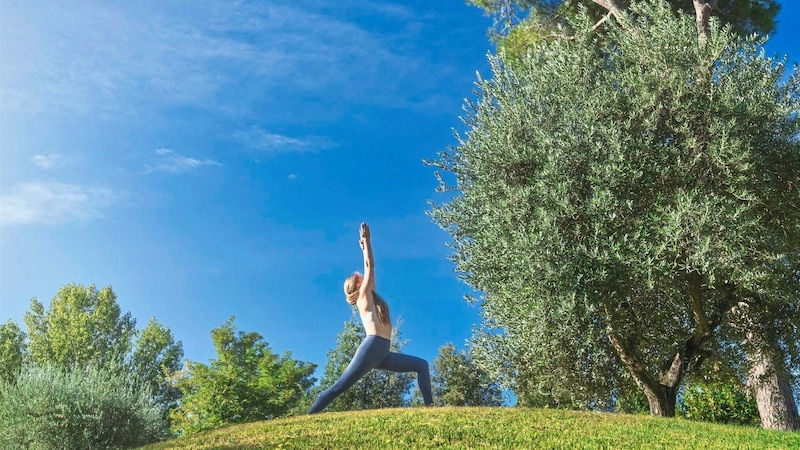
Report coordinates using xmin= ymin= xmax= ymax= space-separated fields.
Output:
xmin=428 ymin=1 xmax=799 ymax=427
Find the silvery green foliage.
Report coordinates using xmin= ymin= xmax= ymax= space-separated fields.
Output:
xmin=0 ymin=364 xmax=167 ymax=449
xmin=429 ymin=0 xmax=799 ymax=411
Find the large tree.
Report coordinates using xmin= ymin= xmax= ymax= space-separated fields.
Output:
xmin=481 ymin=0 xmax=797 ymax=430
xmin=315 ymin=314 xmax=414 ymax=412
xmin=169 ymin=317 xmax=316 ymax=435
xmin=428 ymin=0 xmax=799 ymax=428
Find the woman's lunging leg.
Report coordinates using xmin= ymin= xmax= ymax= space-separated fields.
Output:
xmin=378 ymin=352 xmax=433 ymax=406
xmin=308 ymin=336 xmax=389 ymax=414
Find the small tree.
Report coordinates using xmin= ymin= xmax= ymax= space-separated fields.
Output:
xmin=169 ymin=317 xmax=316 ymax=435
xmin=129 ymin=317 xmax=184 ymax=414
xmin=0 ymin=320 xmax=26 ymax=384
xmin=431 ymin=343 xmax=504 ymax=407
xmin=315 ymin=313 xmax=414 ymax=411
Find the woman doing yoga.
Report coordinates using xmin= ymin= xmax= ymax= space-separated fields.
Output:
xmin=308 ymin=222 xmax=433 ymax=413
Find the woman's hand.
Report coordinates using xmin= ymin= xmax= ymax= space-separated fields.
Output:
xmin=359 ymin=222 xmax=370 ymax=249
xmin=360 ymin=222 xmax=370 ymax=239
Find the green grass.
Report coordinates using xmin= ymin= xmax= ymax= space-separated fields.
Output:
xmin=140 ymin=407 xmax=799 ymax=449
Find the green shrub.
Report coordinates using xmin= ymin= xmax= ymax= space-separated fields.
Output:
xmin=680 ymin=381 xmax=760 ymax=426
xmin=0 ymin=364 xmax=167 ymax=449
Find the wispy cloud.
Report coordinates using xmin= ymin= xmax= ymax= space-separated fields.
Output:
xmin=145 ymin=148 xmax=221 ymax=174
xmin=0 ymin=182 xmax=117 ymax=226
xmin=0 ymin=1 xmax=454 ymax=120
xmin=231 ymin=126 xmax=334 ymax=153
xmin=31 ymin=154 xmax=64 ymax=169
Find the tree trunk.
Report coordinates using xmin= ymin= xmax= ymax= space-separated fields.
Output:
xmin=605 ymin=274 xmax=714 ymax=418
xmin=639 ymin=379 xmax=678 ymax=417
xmin=747 ymin=348 xmax=800 ymax=431
xmin=735 ymin=301 xmax=800 ymax=431
xmin=692 ymin=0 xmax=718 ymax=42
xmin=606 ymin=328 xmax=679 ymax=417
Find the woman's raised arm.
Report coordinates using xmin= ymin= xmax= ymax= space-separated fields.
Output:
xmin=359 ymin=222 xmax=375 ymax=295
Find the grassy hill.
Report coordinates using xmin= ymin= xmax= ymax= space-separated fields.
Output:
xmin=140 ymin=407 xmax=799 ymax=449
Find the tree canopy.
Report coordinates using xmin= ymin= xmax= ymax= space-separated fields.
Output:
xmin=0 ymin=320 xmax=26 ymax=384
xmin=130 ymin=317 xmax=184 ymax=412
xmin=469 ymin=0 xmax=781 ymax=58
xmin=24 ymin=284 xmax=136 ymax=369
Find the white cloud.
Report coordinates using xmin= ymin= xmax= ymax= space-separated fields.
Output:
xmin=0 ymin=182 xmax=117 ymax=226
xmin=145 ymin=148 xmax=221 ymax=174
xmin=0 ymin=1 xmax=449 ymax=119
xmin=31 ymin=154 xmax=63 ymax=169
xmin=231 ymin=126 xmax=333 ymax=153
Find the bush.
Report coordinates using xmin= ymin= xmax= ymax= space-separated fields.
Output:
xmin=0 ymin=364 xmax=168 ymax=449
xmin=680 ymin=381 xmax=760 ymax=426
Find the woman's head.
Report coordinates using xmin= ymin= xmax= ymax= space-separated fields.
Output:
xmin=343 ymin=272 xmax=362 ymax=305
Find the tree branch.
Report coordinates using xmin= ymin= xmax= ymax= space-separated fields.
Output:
xmin=693 ymin=0 xmax=719 ymax=43
xmin=660 ymin=353 xmax=683 ymax=388
xmin=591 ymin=12 xmax=614 ymax=33
xmin=670 ymin=270 xmax=715 ymax=387
xmin=688 ymin=271 xmax=712 ymax=339
xmin=605 ymin=322 xmax=654 ymax=390
xmin=592 ymin=0 xmax=626 ymax=23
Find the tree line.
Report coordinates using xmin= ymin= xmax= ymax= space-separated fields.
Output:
xmin=0 ymin=283 xmax=501 ymax=448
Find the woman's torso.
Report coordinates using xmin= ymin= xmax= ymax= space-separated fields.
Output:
xmin=358 ymin=291 xmax=391 ymax=340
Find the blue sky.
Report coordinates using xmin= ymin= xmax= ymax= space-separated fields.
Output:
xmin=1 ymin=1 xmax=799 ymax=385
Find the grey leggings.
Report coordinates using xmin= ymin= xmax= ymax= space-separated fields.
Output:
xmin=308 ymin=335 xmax=432 ymax=413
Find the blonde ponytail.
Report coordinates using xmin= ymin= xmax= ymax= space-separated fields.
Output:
xmin=344 ymin=273 xmax=360 ymax=305
xmin=372 ymin=291 xmax=391 ymax=326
